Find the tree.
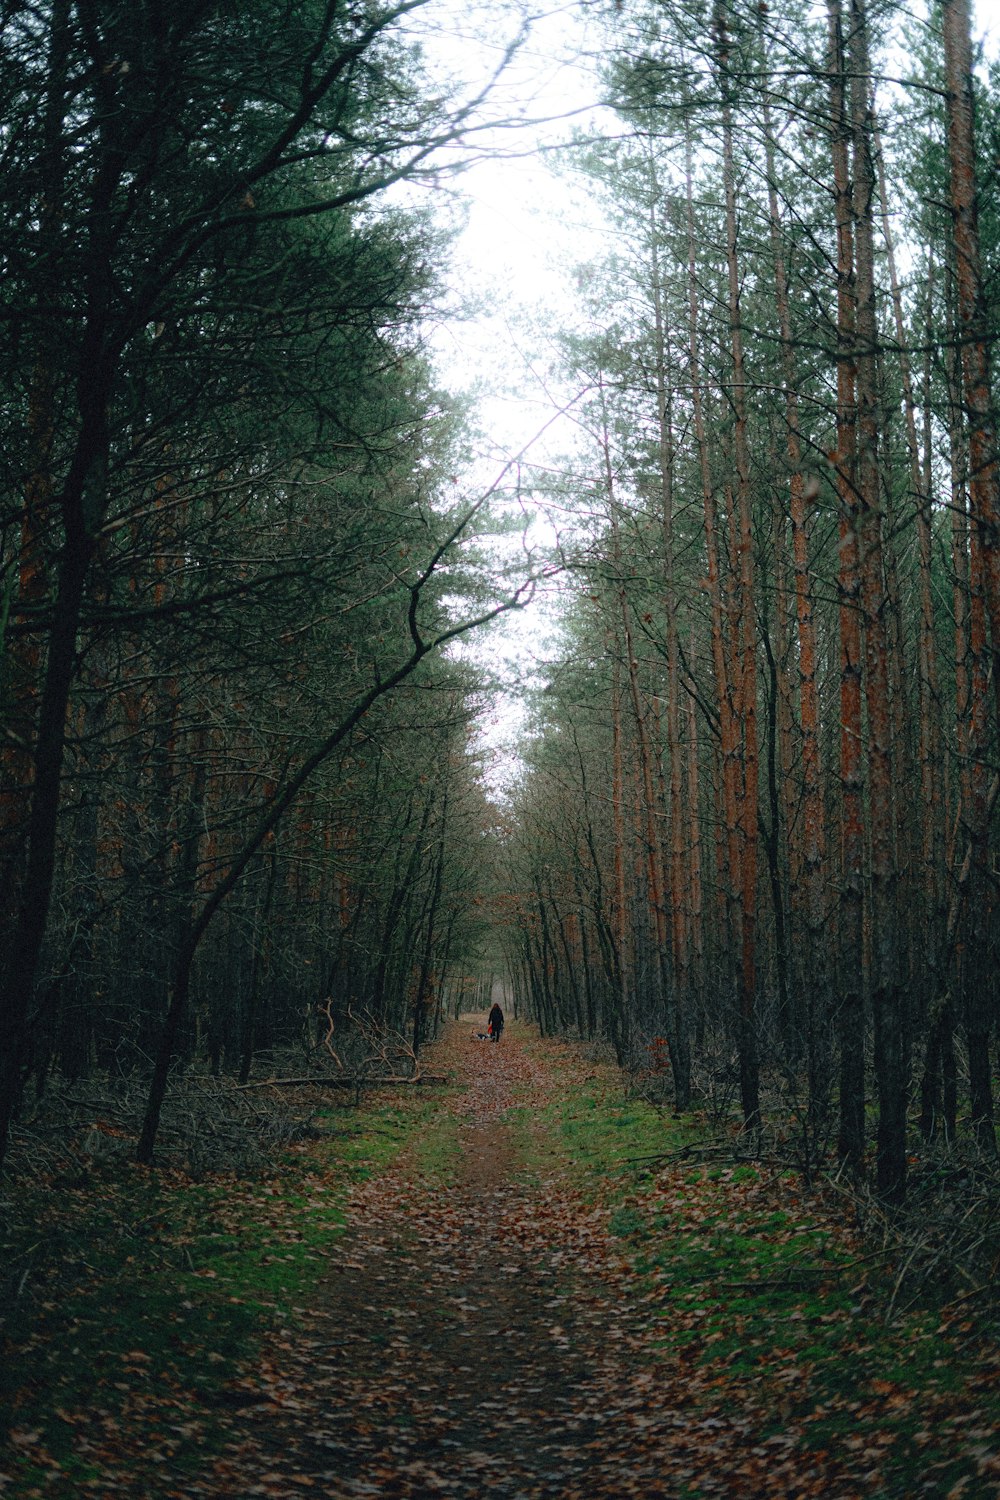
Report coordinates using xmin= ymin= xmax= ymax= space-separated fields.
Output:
xmin=0 ymin=0 xmax=529 ymax=1170
xmin=499 ymin=0 xmax=1000 ymax=1199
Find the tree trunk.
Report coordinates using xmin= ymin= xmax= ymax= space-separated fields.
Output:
xmin=827 ymin=0 xmax=866 ymax=1175
xmin=849 ymin=0 xmax=907 ymax=1201
xmin=610 ymin=651 xmax=633 ymax=1056
xmin=648 ymin=186 xmax=691 ymax=1109
xmin=684 ymin=124 xmax=744 ymax=1099
xmin=941 ymin=0 xmax=999 ymax=1156
xmin=716 ymin=5 xmax=760 ymax=1135
xmin=686 ymin=628 xmax=705 ymax=1044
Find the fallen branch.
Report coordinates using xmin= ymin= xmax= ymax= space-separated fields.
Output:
xmin=620 ymin=1146 xmax=791 ymax=1170
xmin=718 ymin=1272 xmax=839 ymax=1290
xmin=235 ymin=1074 xmax=447 ymax=1091
xmin=621 ymin=1143 xmax=757 ymax=1166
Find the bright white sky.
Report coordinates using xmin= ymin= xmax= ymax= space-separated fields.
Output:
xmin=397 ymin=1 xmax=613 ymax=794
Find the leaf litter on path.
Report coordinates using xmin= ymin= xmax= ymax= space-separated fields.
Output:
xmin=190 ymin=1023 xmax=882 ymax=1499
xmin=6 ymin=1023 xmax=999 ymax=1497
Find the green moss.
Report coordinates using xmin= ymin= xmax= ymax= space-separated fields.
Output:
xmin=0 ymin=1086 xmax=450 ymax=1494
xmin=410 ymin=1108 xmax=463 ymax=1183
xmin=513 ymin=1051 xmax=1000 ymax=1497
xmin=534 ymin=1084 xmax=698 ymax=1198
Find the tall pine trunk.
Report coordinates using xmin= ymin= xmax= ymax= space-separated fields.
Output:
xmin=761 ymin=28 xmax=830 ymax=1119
xmin=849 ymin=0 xmax=906 ymax=1200
xmin=715 ymin=4 xmax=760 ymax=1135
xmin=827 ymin=0 xmax=866 ymax=1174
xmin=941 ymin=0 xmax=999 ymax=1154
xmin=648 ymin=183 xmax=691 ymax=1108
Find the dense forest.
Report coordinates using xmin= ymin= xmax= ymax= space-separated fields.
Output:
xmin=498 ymin=0 xmax=1000 ymax=1207
xmin=0 ymin=0 xmax=533 ymax=1171
xmin=1 ymin=0 xmax=999 ymax=1215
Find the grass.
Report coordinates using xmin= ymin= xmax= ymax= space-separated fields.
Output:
xmin=0 ymin=1087 xmax=453 ymax=1495
xmin=542 ymin=1079 xmax=700 ymax=1190
xmin=410 ymin=1106 xmax=465 ymax=1184
xmin=4 ymin=1034 xmax=999 ymax=1498
xmin=532 ymin=1060 xmax=1000 ymax=1498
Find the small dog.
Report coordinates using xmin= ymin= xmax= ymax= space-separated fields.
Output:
xmin=473 ymin=1031 xmax=490 ymax=1041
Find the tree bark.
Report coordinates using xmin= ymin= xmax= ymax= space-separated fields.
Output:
xmin=684 ymin=123 xmax=744 ymax=1102
xmin=827 ymin=0 xmax=866 ymax=1175
xmin=716 ymin=5 xmax=760 ymax=1135
xmin=761 ymin=31 xmax=829 ymax=1103
xmin=941 ymin=0 xmax=999 ymax=1155
xmin=847 ymin=0 xmax=907 ymax=1201
xmin=648 ymin=183 xmax=691 ymax=1109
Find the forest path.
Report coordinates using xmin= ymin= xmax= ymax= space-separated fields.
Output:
xmin=197 ymin=1021 xmax=837 ymax=1499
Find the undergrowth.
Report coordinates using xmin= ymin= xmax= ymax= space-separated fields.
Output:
xmin=3 ymin=1028 xmax=999 ymax=1498
xmin=534 ymin=1056 xmax=1000 ymax=1498
xmin=0 ymin=1085 xmax=455 ymax=1495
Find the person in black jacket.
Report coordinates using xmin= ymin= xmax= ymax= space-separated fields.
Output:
xmin=487 ymin=1001 xmax=504 ymax=1042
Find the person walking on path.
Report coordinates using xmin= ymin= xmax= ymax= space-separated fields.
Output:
xmin=487 ymin=1001 xmax=504 ymax=1042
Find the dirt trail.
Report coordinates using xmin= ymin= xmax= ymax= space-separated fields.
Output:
xmin=194 ymin=1022 xmax=830 ymax=1499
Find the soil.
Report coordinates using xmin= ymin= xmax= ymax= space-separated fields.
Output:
xmin=190 ymin=1021 xmax=839 ymax=1499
